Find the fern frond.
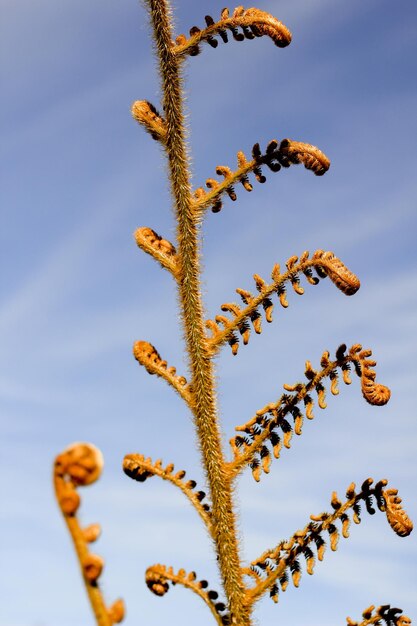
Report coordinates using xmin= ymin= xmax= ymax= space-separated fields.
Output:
xmin=145 ymin=564 xmax=230 ymax=626
xmin=131 ymin=100 xmax=167 ymax=142
xmin=173 ymin=7 xmax=292 ymax=58
xmin=206 ymin=251 xmax=359 ymax=356
xmin=54 ymin=443 xmax=125 ymax=625
xmin=347 ymin=604 xmax=411 ymax=626
xmin=229 ymin=344 xmax=390 ymax=480
xmin=134 ymin=226 xmax=178 ymax=275
xmin=132 ymin=341 xmax=192 ymax=405
xmin=192 ymin=140 xmax=330 ymax=213
xmin=123 ymin=453 xmax=212 ymax=535
xmin=246 ymin=479 xmax=413 ymax=605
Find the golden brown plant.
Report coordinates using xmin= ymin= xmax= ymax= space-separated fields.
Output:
xmin=54 ymin=443 xmax=125 ymax=625
xmin=54 ymin=2 xmax=413 ymax=625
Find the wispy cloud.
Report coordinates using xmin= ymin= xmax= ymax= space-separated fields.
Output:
xmin=2 ymin=59 xmax=152 ymax=157
xmin=0 ymin=165 xmax=140 ymax=336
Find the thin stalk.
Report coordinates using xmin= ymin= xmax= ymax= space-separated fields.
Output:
xmin=144 ymin=0 xmax=251 ymax=623
xmin=53 ymin=475 xmax=111 ymax=626
xmin=66 ymin=517 xmax=111 ymax=625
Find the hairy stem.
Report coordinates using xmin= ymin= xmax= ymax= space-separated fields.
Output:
xmin=144 ymin=0 xmax=250 ymax=623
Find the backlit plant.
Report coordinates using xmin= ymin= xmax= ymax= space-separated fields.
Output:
xmin=53 ymin=2 xmax=413 ymax=625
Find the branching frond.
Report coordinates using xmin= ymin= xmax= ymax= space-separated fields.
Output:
xmin=132 ymin=341 xmax=192 ymax=405
xmin=145 ymin=564 xmax=231 ymax=625
xmin=123 ymin=453 xmax=213 ymax=535
xmin=347 ymin=605 xmax=412 ymax=626
xmin=173 ymin=7 xmax=292 ymax=58
xmin=53 ymin=443 xmax=125 ymax=625
xmin=131 ymin=100 xmax=167 ymax=142
xmin=192 ymin=139 xmax=330 ymax=213
xmin=206 ymin=251 xmax=359 ymax=356
xmin=229 ymin=344 xmax=390 ymax=480
xmin=246 ymin=479 xmax=413 ymax=606
xmin=134 ymin=226 xmax=178 ymax=275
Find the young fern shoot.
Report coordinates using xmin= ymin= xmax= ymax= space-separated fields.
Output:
xmin=54 ymin=443 xmax=125 ymax=626
xmin=54 ymin=2 xmax=413 ymax=625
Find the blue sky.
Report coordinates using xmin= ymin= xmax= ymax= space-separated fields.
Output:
xmin=1 ymin=0 xmax=417 ymax=625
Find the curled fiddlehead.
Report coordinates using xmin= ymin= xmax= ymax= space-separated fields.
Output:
xmin=382 ymin=489 xmax=413 ymax=537
xmin=279 ymin=139 xmax=330 ymax=175
xmin=246 ymin=479 xmax=413 ymax=606
xmin=132 ymin=341 xmax=192 ymax=406
xmin=229 ymin=344 xmax=390 ymax=480
xmin=134 ymin=226 xmax=178 ymax=275
xmin=131 ymin=100 xmax=167 ymax=142
xmin=173 ymin=6 xmax=292 ymax=58
xmin=192 ymin=139 xmax=330 ymax=213
xmin=206 ymin=251 xmax=359 ymax=356
xmin=145 ymin=564 xmax=231 ymax=625
xmin=54 ymin=443 xmax=125 ymax=625
xmin=123 ymin=453 xmax=212 ymax=535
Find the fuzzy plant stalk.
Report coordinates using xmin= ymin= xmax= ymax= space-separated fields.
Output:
xmin=143 ymin=0 xmax=250 ymax=621
xmin=54 ymin=2 xmax=414 ymax=626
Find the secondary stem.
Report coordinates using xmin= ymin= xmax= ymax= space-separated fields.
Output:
xmin=53 ymin=474 xmax=111 ymax=626
xmin=144 ymin=0 xmax=251 ymax=623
